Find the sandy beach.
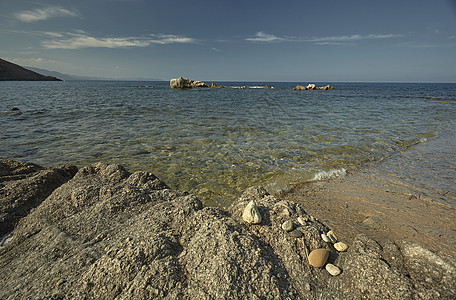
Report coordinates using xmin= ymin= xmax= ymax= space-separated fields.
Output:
xmin=281 ymin=170 xmax=456 ymax=260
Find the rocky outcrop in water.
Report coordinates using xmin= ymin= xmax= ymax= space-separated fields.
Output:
xmin=170 ymin=77 xmax=208 ymax=89
xmin=1 ymin=161 xmax=455 ymax=299
xmin=293 ymin=83 xmax=334 ymax=90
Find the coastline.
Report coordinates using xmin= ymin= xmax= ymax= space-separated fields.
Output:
xmin=281 ymin=170 xmax=456 ymax=260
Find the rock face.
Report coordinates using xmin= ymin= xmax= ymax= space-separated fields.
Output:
xmin=170 ymin=77 xmax=208 ymax=89
xmin=0 ymin=159 xmax=77 ymax=236
xmin=1 ymin=161 xmax=455 ymax=299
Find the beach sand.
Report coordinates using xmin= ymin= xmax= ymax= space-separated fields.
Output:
xmin=281 ymin=170 xmax=456 ymax=260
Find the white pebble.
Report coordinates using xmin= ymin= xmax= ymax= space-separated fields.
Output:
xmin=242 ymin=200 xmax=262 ymax=224
xmin=297 ymin=216 xmax=307 ymax=225
xmin=326 ymin=263 xmax=341 ymax=276
xmin=334 ymin=242 xmax=349 ymax=252
xmin=321 ymin=233 xmax=331 ymax=243
xmin=282 ymin=220 xmax=294 ymax=232
xmin=327 ymin=230 xmax=338 ymax=243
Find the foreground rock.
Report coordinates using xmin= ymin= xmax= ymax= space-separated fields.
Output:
xmin=0 ymin=159 xmax=77 ymax=236
xmin=1 ymin=161 xmax=455 ymax=299
xmin=170 ymin=77 xmax=208 ymax=89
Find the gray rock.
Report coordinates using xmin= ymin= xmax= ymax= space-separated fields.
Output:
xmin=0 ymin=159 xmax=77 ymax=236
xmin=289 ymin=229 xmax=303 ymax=238
xmin=1 ymin=161 xmax=455 ymax=299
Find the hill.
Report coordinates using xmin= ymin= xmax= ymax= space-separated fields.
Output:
xmin=0 ymin=58 xmax=61 ymax=81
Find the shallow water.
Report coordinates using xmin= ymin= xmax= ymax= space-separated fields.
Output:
xmin=1 ymin=81 xmax=455 ymax=207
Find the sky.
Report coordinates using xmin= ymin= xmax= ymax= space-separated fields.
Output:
xmin=1 ymin=0 xmax=456 ymax=82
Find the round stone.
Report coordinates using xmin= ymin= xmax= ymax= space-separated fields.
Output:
xmin=308 ymin=248 xmax=330 ymax=268
xmin=281 ymin=220 xmax=294 ymax=232
xmin=289 ymin=229 xmax=303 ymax=238
xmin=326 ymin=263 xmax=341 ymax=276
xmin=334 ymin=242 xmax=349 ymax=252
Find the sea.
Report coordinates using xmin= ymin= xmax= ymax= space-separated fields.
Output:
xmin=1 ymin=81 xmax=455 ymax=208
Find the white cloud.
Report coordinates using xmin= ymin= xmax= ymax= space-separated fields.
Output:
xmin=309 ymin=33 xmax=402 ymax=43
xmin=245 ymin=32 xmax=402 ymax=45
xmin=246 ymin=32 xmax=286 ymax=42
xmin=15 ymin=6 xmax=79 ymax=22
xmin=42 ymin=32 xmax=197 ymax=49
xmin=6 ymin=57 xmax=59 ymax=66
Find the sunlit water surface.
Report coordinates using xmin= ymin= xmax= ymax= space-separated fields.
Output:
xmin=1 ymin=81 xmax=455 ymax=207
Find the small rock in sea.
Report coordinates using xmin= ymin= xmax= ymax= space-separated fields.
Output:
xmin=334 ymin=242 xmax=349 ymax=252
xmin=289 ymin=229 xmax=303 ymax=238
xmin=327 ymin=230 xmax=338 ymax=243
xmin=282 ymin=220 xmax=294 ymax=232
xmin=297 ymin=216 xmax=308 ymax=225
xmin=242 ymin=200 xmax=262 ymax=224
xmin=321 ymin=233 xmax=331 ymax=243
xmin=308 ymin=248 xmax=330 ymax=268
xmin=326 ymin=263 xmax=341 ymax=276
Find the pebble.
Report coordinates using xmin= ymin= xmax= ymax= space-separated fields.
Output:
xmin=297 ymin=216 xmax=308 ymax=225
xmin=321 ymin=233 xmax=331 ymax=243
xmin=308 ymin=248 xmax=329 ymax=268
xmin=282 ymin=220 xmax=294 ymax=232
xmin=242 ymin=200 xmax=262 ymax=224
xmin=334 ymin=242 xmax=349 ymax=252
xmin=326 ymin=263 xmax=341 ymax=276
xmin=327 ymin=230 xmax=338 ymax=243
xmin=289 ymin=229 xmax=303 ymax=238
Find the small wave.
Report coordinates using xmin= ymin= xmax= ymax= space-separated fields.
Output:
xmin=311 ymin=168 xmax=346 ymax=181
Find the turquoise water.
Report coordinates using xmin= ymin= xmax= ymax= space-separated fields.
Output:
xmin=1 ymin=81 xmax=455 ymax=207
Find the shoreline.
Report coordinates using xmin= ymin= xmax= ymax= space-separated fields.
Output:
xmin=281 ymin=169 xmax=456 ymax=260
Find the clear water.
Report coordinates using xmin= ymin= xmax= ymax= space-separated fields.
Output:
xmin=1 ymin=81 xmax=455 ymax=207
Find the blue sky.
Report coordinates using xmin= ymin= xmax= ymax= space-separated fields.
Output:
xmin=1 ymin=0 xmax=456 ymax=82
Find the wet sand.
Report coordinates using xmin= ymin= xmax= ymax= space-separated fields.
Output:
xmin=281 ymin=170 xmax=456 ymax=260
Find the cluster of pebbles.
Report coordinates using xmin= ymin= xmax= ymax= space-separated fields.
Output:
xmin=242 ymin=199 xmax=348 ymax=276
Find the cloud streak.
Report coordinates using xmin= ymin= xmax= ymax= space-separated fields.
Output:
xmin=246 ymin=32 xmax=402 ymax=45
xmin=42 ymin=32 xmax=197 ymax=49
xmin=15 ymin=6 xmax=79 ymax=22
